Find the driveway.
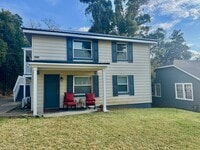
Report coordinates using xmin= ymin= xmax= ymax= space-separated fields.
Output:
xmin=0 ymin=97 xmax=22 ymax=116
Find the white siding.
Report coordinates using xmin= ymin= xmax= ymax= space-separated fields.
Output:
xmin=32 ymin=37 xmax=152 ymax=114
xmin=32 ymin=35 xmax=66 ymax=61
xmin=98 ymin=41 xmax=152 ymax=105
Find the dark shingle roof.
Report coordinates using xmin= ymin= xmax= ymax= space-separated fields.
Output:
xmin=22 ymin=27 xmax=157 ymax=44
xmin=173 ymin=60 xmax=200 ymax=79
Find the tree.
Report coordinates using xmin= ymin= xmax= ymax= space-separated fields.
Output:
xmin=28 ymin=18 xmax=59 ymax=30
xmin=0 ymin=10 xmax=24 ymax=95
xmin=80 ymin=0 xmax=114 ymax=34
xmin=41 ymin=18 xmax=60 ymax=30
xmin=150 ymin=29 xmax=191 ymax=67
xmin=163 ymin=30 xmax=191 ymax=64
xmin=80 ymin=0 xmax=150 ymax=36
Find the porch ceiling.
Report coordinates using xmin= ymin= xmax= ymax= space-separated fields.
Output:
xmin=29 ymin=62 xmax=109 ymax=71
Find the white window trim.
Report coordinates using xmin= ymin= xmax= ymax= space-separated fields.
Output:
xmin=175 ymin=83 xmax=193 ymax=101
xmin=154 ymin=83 xmax=161 ymax=97
xmin=117 ymin=76 xmax=129 ymax=94
xmin=73 ymin=76 xmax=92 ymax=96
xmin=73 ymin=39 xmax=93 ymax=59
xmin=116 ymin=43 xmax=128 ymax=61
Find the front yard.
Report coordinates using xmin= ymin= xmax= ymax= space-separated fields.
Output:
xmin=0 ymin=108 xmax=200 ymax=149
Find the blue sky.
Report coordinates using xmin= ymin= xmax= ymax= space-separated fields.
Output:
xmin=1 ymin=0 xmax=200 ymax=51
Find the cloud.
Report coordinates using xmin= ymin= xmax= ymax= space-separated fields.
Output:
xmin=78 ymin=27 xmax=90 ymax=32
xmin=149 ymin=19 xmax=181 ymax=32
xmin=157 ymin=20 xmax=181 ymax=30
xmin=141 ymin=0 xmax=200 ymax=20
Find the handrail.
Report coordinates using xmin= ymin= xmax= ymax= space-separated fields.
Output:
xmin=13 ymin=76 xmax=24 ymax=102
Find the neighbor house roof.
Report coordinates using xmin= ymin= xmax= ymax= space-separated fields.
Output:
xmin=22 ymin=27 xmax=157 ymax=44
xmin=156 ymin=60 xmax=200 ymax=81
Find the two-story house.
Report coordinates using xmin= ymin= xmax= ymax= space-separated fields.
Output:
xmin=17 ymin=27 xmax=156 ymax=116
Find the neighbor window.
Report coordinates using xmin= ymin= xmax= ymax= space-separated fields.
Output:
xmin=175 ymin=83 xmax=193 ymax=100
xmin=117 ymin=43 xmax=127 ymax=60
xmin=74 ymin=76 xmax=92 ymax=95
xmin=73 ymin=40 xmax=92 ymax=59
xmin=154 ymin=83 xmax=161 ymax=97
xmin=117 ymin=76 xmax=128 ymax=94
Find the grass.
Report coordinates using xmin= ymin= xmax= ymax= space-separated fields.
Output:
xmin=0 ymin=108 xmax=200 ymax=150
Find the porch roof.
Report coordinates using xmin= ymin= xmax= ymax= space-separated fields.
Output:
xmin=29 ymin=61 xmax=109 ymax=71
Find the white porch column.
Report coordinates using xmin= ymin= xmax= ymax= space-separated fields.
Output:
xmin=22 ymin=76 xmax=26 ymax=108
xmin=102 ymin=69 xmax=108 ymax=112
xmin=23 ymin=49 xmax=26 ymax=75
xmin=33 ymin=67 xmax=38 ymax=116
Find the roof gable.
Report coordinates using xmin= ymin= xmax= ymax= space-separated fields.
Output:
xmin=156 ymin=60 xmax=200 ymax=81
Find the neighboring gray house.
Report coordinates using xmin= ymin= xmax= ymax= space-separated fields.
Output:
xmin=153 ymin=60 xmax=200 ymax=111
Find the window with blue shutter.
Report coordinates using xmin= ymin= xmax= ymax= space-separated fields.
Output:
xmin=127 ymin=43 xmax=133 ymax=63
xmin=112 ymin=41 xmax=117 ymax=63
xmin=67 ymin=75 xmax=73 ymax=93
xmin=67 ymin=37 xmax=73 ymax=62
xmin=112 ymin=75 xmax=118 ymax=96
xmin=113 ymin=75 xmax=134 ymax=96
xmin=128 ymin=75 xmax=134 ymax=95
xmin=112 ymin=41 xmax=133 ymax=63
xmin=93 ymin=39 xmax=99 ymax=63
xmin=93 ymin=75 xmax=99 ymax=97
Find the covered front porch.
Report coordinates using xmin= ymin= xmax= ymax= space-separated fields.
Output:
xmin=29 ymin=62 xmax=109 ymax=116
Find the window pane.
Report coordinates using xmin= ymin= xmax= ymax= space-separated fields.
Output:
xmin=117 ymin=43 xmax=127 ymax=60
xmin=118 ymin=77 xmax=127 ymax=84
xmin=74 ymin=49 xmax=91 ymax=58
xmin=75 ymin=77 xmax=91 ymax=85
xmin=74 ymin=41 xmax=91 ymax=49
xmin=176 ymin=84 xmax=183 ymax=98
xmin=117 ymin=52 xmax=127 ymax=60
xmin=118 ymin=85 xmax=128 ymax=92
xmin=75 ymin=86 xmax=91 ymax=94
xmin=185 ymin=84 xmax=192 ymax=99
xmin=155 ymin=84 xmax=161 ymax=96
xmin=117 ymin=44 xmax=127 ymax=52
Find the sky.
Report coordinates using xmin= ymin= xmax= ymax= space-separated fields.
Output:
xmin=0 ymin=0 xmax=200 ymax=52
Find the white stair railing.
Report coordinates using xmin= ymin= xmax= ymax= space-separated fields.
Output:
xmin=13 ymin=75 xmax=24 ymax=102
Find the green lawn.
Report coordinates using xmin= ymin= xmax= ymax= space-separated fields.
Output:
xmin=0 ymin=108 xmax=200 ymax=150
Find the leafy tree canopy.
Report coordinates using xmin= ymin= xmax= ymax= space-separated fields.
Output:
xmin=80 ymin=0 xmax=150 ymax=36
xmin=0 ymin=9 xmax=24 ymax=95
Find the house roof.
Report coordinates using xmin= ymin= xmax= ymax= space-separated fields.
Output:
xmin=22 ymin=27 xmax=157 ymax=44
xmin=156 ymin=60 xmax=200 ymax=81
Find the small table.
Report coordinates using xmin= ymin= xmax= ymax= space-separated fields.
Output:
xmin=76 ymin=98 xmax=85 ymax=108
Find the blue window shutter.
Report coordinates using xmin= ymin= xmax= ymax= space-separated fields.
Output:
xmin=128 ymin=75 xmax=134 ymax=95
xmin=67 ymin=75 xmax=73 ymax=93
xmin=93 ymin=75 xmax=99 ymax=97
xmin=112 ymin=41 xmax=117 ymax=63
xmin=93 ymin=40 xmax=98 ymax=63
xmin=67 ymin=37 xmax=73 ymax=62
xmin=127 ymin=42 xmax=133 ymax=63
xmin=112 ymin=75 xmax=118 ymax=96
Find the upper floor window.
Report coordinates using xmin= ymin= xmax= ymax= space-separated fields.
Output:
xmin=112 ymin=41 xmax=133 ymax=63
xmin=73 ymin=40 xmax=92 ymax=59
xmin=74 ymin=76 xmax=92 ymax=96
xmin=154 ymin=83 xmax=161 ymax=97
xmin=175 ymin=83 xmax=193 ymax=101
xmin=117 ymin=43 xmax=127 ymax=61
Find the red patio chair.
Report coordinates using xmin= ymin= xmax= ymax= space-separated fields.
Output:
xmin=63 ymin=92 xmax=76 ymax=110
xmin=85 ymin=93 xmax=96 ymax=109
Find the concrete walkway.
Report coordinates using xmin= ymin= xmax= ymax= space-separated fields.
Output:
xmin=0 ymin=98 xmax=22 ymax=116
xmin=44 ymin=109 xmax=97 ymax=117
